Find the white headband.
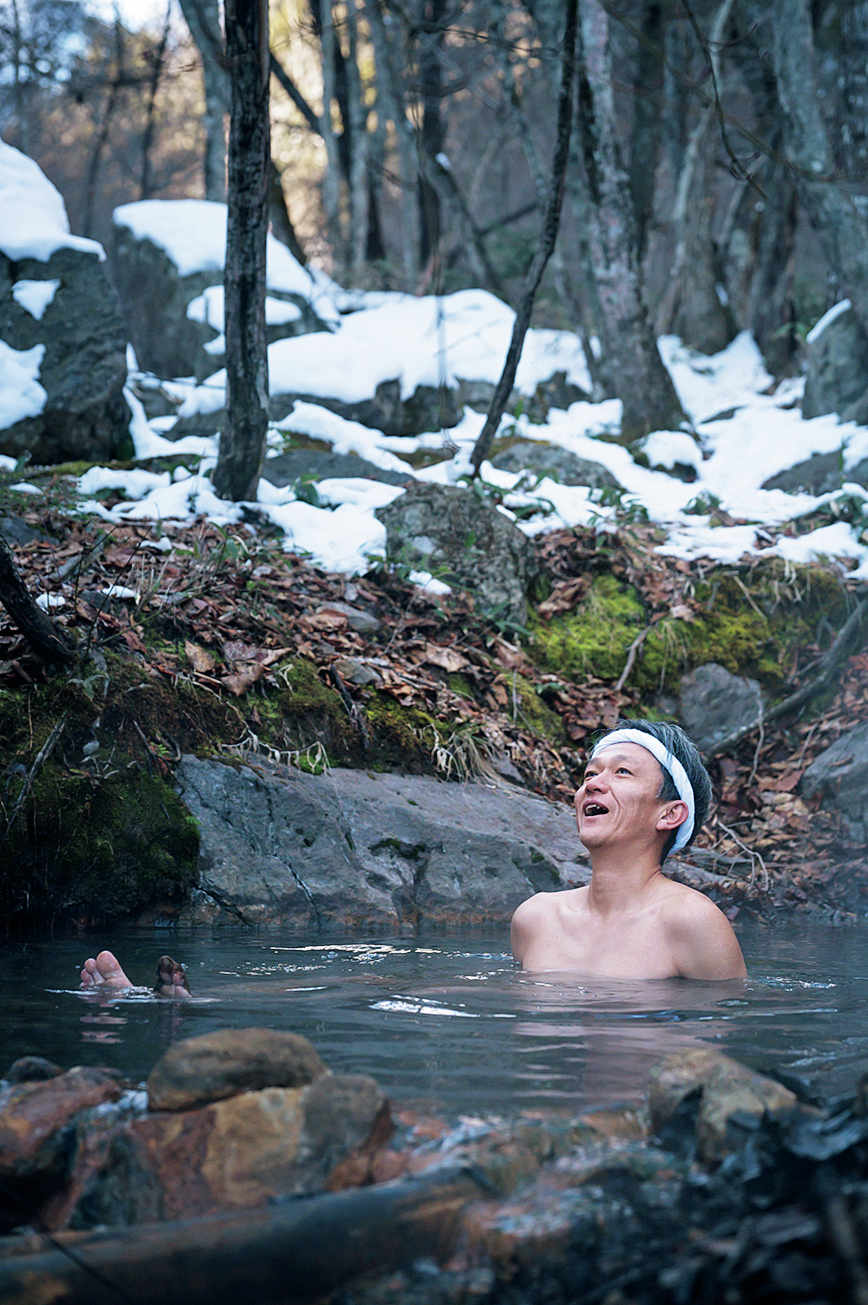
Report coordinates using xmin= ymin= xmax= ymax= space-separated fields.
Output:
xmin=590 ymin=728 xmax=695 ymax=853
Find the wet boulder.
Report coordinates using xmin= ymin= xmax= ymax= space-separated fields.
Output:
xmin=649 ymin=1047 xmax=798 ymax=1163
xmin=375 ymin=481 xmax=531 ymax=626
xmin=72 ymin=1073 xmax=391 ymax=1225
xmin=147 ymin=1028 xmax=328 ymax=1111
xmin=0 ymin=1066 xmax=122 ymax=1182
xmin=489 ymin=440 xmax=621 ymax=490
xmin=801 ymin=719 xmax=868 ymax=842
xmin=678 ymin=662 xmax=763 ymax=755
xmin=0 ymin=143 xmax=129 ymax=464
xmin=802 ymin=301 xmax=868 ymax=425
xmin=110 ymin=200 xmax=334 ymax=381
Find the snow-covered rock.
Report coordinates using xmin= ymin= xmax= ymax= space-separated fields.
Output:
xmin=0 ymin=141 xmax=129 ymax=464
xmin=110 ymin=200 xmax=338 ymax=381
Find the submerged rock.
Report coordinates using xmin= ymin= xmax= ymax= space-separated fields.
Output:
xmin=0 ymin=1066 xmax=122 ymax=1181
xmin=73 ymin=1073 xmax=391 ymax=1225
xmin=147 ymin=1028 xmax=328 ymax=1112
xmin=649 ymin=1046 xmax=798 ymax=1162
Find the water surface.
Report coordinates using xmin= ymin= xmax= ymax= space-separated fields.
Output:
xmin=2 ymin=918 xmax=864 ymax=1119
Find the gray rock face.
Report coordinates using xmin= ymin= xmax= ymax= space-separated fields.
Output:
xmin=490 ymin=440 xmax=621 ymax=489
xmin=801 ymin=719 xmax=868 ymax=842
xmin=0 ymin=247 xmax=129 ymax=463
xmin=678 ymin=663 xmax=763 ymax=755
xmin=457 ymin=370 xmax=589 ymax=422
xmin=375 ymin=482 xmax=531 ymax=625
xmin=262 ymin=449 xmax=410 ymax=488
xmin=175 ymin=756 xmax=589 ymax=928
xmin=110 ymin=214 xmax=328 ymax=382
xmin=803 ymin=305 xmax=868 ymax=424
xmin=270 ymin=377 xmax=462 ymax=438
xmin=762 ymin=449 xmax=844 ymax=496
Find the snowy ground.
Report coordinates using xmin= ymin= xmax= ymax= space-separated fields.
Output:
xmin=2 ymin=141 xmax=867 ymax=589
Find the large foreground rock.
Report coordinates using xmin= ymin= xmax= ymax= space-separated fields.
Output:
xmin=175 ymin=756 xmax=588 ymax=928
xmin=801 ymin=719 xmax=868 ymax=841
xmin=0 ymin=143 xmax=129 ymax=463
xmin=375 ymin=481 xmax=531 ymax=625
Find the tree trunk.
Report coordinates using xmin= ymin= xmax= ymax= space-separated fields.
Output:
xmin=346 ymin=0 xmax=369 ymax=278
xmin=576 ymin=0 xmax=686 ymax=440
xmin=212 ymin=0 xmax=270 ymax=503
xmin=140 ymin=1 xmax=172 ymax=200
xmin=267 ymin=158 xmax=307 ymax=265
xmin=316 ymin=0 xmax=344 ymax=256
xmin=771 ymin=0 xmax=868 ymax=337
xmin=417 ymin=0 xmax=446 ymax=268
xmin=178 ymin=0 xmax=230 ymax=201
xmin=656 ymin=0 xmax=736 ymax=354
xmin=840 ymin=0 xmax=868 ymax=220
xmin=367 ymin=0 xmax=418 ymax=287
xmin=470 ymin=0 xmax=579 ymax=475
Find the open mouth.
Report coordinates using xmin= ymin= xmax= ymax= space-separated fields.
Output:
xmin=583 ymin=802 xmax=609 ymax=816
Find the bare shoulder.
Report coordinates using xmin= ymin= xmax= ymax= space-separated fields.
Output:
xmin=659 ymin=881 xmax=747 ymax=980
xmin=510 ymin=889 xmax=584 ymax=963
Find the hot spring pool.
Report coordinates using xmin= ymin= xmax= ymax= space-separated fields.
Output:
xmin=3 ymin=917 xmax=866 ymax=1118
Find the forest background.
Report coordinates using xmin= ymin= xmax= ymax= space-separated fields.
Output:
xmin=2 ymin=0 xmax=868 ymax=927
xmin=3 ymin=0 xmax=865 ymax=407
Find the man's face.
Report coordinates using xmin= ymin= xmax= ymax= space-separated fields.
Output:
xmin=574 ymin=743 xmax=677 ymax=851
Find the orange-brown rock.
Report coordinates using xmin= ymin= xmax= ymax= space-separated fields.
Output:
xmin=72 ymin=1073 xmax=391 ymax=1226
xmin=147 ymin=1027 xmax=328 ymax=1111
xmin=0 ymin=1066 xmax=122 ymax=1180
xmin=649 ymin=1046 xmax=798 ymax=1162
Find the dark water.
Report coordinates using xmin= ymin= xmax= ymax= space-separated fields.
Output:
xmin=2 ymin=918 xmax=865 ymax=1119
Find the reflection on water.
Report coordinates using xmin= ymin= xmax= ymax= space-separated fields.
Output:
xmin=1 ymin=917 xmax=865 ymax=1118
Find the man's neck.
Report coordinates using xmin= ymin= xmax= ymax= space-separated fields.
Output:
xmin=586 ymin=843 xmax=667 ymax=917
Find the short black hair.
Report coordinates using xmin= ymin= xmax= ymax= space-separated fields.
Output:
xmin=608 ymin=719 xmax=713 ymax=863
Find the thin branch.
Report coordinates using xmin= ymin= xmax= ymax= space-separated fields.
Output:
xmin=469 ymin=0 xmax=578 ymax=476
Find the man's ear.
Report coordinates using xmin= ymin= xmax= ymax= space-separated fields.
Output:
xmin=656 ymin=800 xmax=688 ymax=833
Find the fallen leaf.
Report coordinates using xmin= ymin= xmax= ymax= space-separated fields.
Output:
xmin=185 ymin=640 xmax=216 ymax=674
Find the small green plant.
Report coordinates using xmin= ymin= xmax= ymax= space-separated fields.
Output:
xmin=684 ymin=491 xmax=723 ymax=516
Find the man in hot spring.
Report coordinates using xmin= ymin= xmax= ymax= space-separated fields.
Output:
xmin=511 ymin=720 xmax=746 ymax=980
xmin=80 ymin=720 xmax=745 ymax=995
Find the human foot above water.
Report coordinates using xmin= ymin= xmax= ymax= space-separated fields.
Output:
xmin=80 ymin=949 xmax=191 ymax=999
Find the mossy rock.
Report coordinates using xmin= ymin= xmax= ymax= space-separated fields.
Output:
xmin=528 ymin=561 xmax=850 ymax=698
xmin=529 ymin=575 xmax=644 ymax=681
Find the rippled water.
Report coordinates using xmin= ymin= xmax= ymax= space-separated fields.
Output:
xmin=3 ymin=918 xmax=866 ymax=1119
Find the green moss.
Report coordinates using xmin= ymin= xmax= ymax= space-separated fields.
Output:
xmin=528 ymin=561 xmax=851 ymax=699
xmin=265 ymin=657 xmax=353 ymax=756
xmin=447 ymin=672 xmax=476 ymax=700
xmin=529 ymin=575 xmax=644 ymax=681
xmin=509 ymin=675 xmax=565 ymax=743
